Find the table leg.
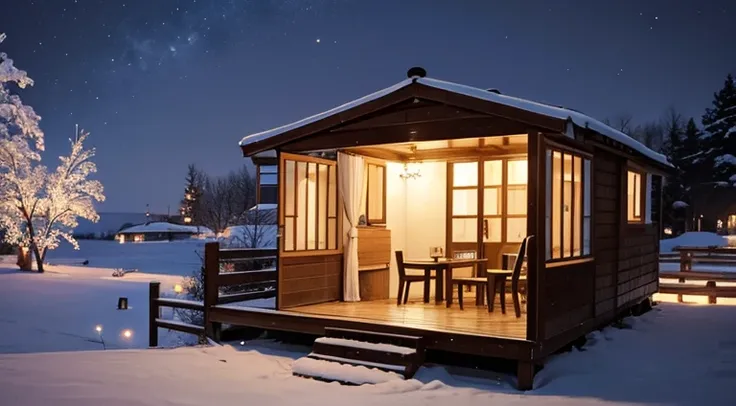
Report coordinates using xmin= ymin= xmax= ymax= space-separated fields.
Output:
xmin=435 ymin=267 xmax=444 ymax=304
xmin=488 ymin=275 xmax=496 ymax=312
xmin=423 ymin=268 xmax=431 ymax=303
xmin=499 ymin=276 xmax=507 ymax=314
xmin=476 ymin=285 xmax=484 ymax=306
xmin=445 ymin=266 xmax=453 ymax=308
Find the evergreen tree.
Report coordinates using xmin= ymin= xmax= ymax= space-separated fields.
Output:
xmin=660 ymin=110 xmax=686 ymax=230
xmin=700 ymin=74 xmax=736 ymax=181
xmin=180 ymin=164 xmax=203 ymax=224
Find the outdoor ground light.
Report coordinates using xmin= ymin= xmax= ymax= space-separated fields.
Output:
xmin=122 ymin=329 xmax=133 ymax=339
xmin=117 ymin=297 xmax=128 ymax=310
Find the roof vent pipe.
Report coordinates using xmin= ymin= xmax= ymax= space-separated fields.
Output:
xmin=407 ymin=66 xmax=427 ymax=79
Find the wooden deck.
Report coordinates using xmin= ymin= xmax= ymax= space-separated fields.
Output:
xmin=290 ymin=296 xmax=527 ymax=340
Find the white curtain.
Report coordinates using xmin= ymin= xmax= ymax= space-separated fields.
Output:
xmin=338 ymin=152 xmax=365 ymax=302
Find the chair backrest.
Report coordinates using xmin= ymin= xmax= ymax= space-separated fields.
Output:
xmin=512 ymin=235 xmax=533 ymax=284
xmin=395 ymin=250 xmax=406 ymax=278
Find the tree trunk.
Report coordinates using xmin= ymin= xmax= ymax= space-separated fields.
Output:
xmin=32 ymin=245 xmax=44 ymax=273
xmin=24 ymin=217 xmax=44 ymax=273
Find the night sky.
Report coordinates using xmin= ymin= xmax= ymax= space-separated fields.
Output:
xmin=1 ymin=0 xmax=733 ymax=214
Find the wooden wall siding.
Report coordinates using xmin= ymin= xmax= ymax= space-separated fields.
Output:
xmin=543 ymin=260 xmax=596 ymax=339
xmin=357 ymin=227 xmax=391 ymax=268
xmin=593 ymin=151 xmax=620 ymax=319
xmin=279 ymin=254 xmax=342 ymax=308
xmin=617 ymin=224 xmax=659 ymax=308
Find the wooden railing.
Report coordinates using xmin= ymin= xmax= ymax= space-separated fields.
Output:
xmin=149 ymin=242 xmax=278 ymax=345
xmin=149 ymin=282 xmax=205 ymax=346
xmin=658 ymin=246 xmax=736 ymax=304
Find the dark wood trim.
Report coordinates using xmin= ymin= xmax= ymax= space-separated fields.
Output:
xmin=281 ymin=117 xmax=539 ymax=152
xmin=276 ymin=150 xmax=283 ymax=310
xmin=527 ymin=131 xmax=541 ymax=342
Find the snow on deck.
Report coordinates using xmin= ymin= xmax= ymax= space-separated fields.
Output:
xmin=239 ymin=76 xmax=669 ymax=166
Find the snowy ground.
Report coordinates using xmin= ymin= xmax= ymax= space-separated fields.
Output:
xmin=45 ymin=239 xmax=205 ymax=276
xmin=0 ymin=302 xmax=735 ymax=405
xmin=0 ymin=263 xmax=194 ymax=353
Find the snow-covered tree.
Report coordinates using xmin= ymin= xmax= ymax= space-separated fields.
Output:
xmin=699 ymin=74 xmax=736 ymax=181
xmin=0 ymin=34 xmax=105 ymax=272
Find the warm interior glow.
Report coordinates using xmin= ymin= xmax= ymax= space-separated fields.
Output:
xmin=174 ymin=284 xmax=183 ymax=294
xmin=627 ymin=171 xmax=642 ymax=221
xmin=547 ymin=150 xmax=590 ymax=259
xmin=452 ymin=162 xmax=478 ymax=187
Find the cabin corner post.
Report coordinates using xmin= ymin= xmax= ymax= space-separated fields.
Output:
xmin=275 ymin=149 xmax=283 ymax=310
xmin=203 ymin=242 xmax=221 ymax=341
xmin=148 ymin=281 xmax=160 ymax=347
xmin=526 ymin=131 xmax=545 ymax=345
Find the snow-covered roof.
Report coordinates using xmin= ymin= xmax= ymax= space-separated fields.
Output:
xmin=249 ymin=203 xmax=277 ymax=211
xmin=239 ymin=76 xmax=670 ymax=166
xmin=117 ymin=222 xmax=214 ymax=235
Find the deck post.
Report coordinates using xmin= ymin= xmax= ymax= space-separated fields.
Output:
xmin=204 ymin=242 xmax=222 ymax=341
xmin=149 ymin=282 xmax=160 ymax=347
xmin=516 ymin=361 xmax=535 ymax=391
xmin=706 ymin=281 xmax=717 ymax=304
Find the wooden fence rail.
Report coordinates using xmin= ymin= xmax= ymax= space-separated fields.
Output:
xmin=148 ymin=282 xmax=205 ymax=347
xmin=148 ymin=243 xmax=278 ymax=346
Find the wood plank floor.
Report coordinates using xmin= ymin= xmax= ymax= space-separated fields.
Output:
xmin=290 ymin=294 xmax=527 ymax=340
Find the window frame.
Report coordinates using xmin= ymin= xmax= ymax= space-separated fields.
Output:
xmin=365 ymin=160 xmax=387 ymax=225
xmin=545 ymin=145 xmax=593 ymax=263
xmin=280 ymin=152 xmax=340 ymax=255
xmin=626 ymin=168 xmax=645 ymax=224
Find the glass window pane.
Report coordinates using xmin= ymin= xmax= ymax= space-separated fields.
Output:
xmin=507 ymin=159 xmax=527 ymax=185
xmin=284 ymin=218 xmax=294 ymax=251
xmin=507 ymin=218 xmax=526 ymax=243
xmin=545 ymin=151 xmax=552 ymax=260
xmin=318 ymin=165 xmax=328 ymax=249
xmin=260 ymin=165 xmax=277 ymax=174
xmin=484 ymin=160 xmax=502 ymax=186
xmin=584 ymin=159 xmax=591 ymax=216
xmin=284 ymin=160 xmax=295 ymax=216
xmin=483 ymin=218 xmax=502 ymax=242
xmin=552 ymin=151 xmax=561 ymax=259
xmin=507 ymin=186 xmax=527 ymax=215
xmin=296 ymin=162 xmax=308 ymax=250
xmin=367 ymin=164 xmax=384 ymax=221
xmin=563 ymin=154 xmax=572 ymax=257
xmin=573 ymin=156 xmax=582 ymax=257
xmin=328 ymin=218 xmax=337 ymax=250
xmin=583 ymin=217 xmax=591 ymax=255
xmin=453 ymin=189 xmax=477 ymax=215
xmin=260 ymin=173 xmax=277 ymax=185
xmin=452 ymin=218 xmax=477 ymax=242
xmin=307 ymin=163 xmax=317 ymax=250
xmin=328 ymin=165 xmax=337 ymax=217
xmin=484 ymin=187 xmax=501 ymax=215
xmin=628 ymin=171 xmax=641 ymax=221
xmin=453 ymin=162 xmax=478 ymax=187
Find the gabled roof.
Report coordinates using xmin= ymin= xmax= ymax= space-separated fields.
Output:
xmin=239 ymin=76 xmax=670 ymax=166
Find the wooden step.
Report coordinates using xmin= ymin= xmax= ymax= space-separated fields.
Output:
xmin=310 ymin=328 xmax=425 ymax=379
xmin=324 ymin=327 xmax=424 ymax=349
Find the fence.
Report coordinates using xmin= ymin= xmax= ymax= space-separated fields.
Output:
xmin=149 ymin=242 xmax=278 ymax=346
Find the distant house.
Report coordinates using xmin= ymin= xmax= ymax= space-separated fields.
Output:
xmin=116 ymin=222 xmax=214 ymax=243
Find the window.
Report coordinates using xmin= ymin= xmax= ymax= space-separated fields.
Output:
xmin=366 ymin=162 xmax=386 ymax=224
xmin=282 ymin=157 xmax=338 ymax=252
xmin=505 ymin=159 xmax=527 ymax=242
xmin=627 ymin=170 xmax=643 ymax=223
xmin=546 ymin=149 xmax=591 ymax=260
xmin=451 ymin=162 xmax=479 ymax=243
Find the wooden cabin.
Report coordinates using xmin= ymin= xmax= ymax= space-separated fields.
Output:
xmin=215 ymin=68 xmax=670 ymax=389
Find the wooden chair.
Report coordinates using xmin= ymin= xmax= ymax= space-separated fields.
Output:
xmin=395 ymin=251 xmax=435 ymax=305
xmin=510 ymin=235 xmax=532 ymax=317
xmin=451 ymin=235 xmax=532 ymax=316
